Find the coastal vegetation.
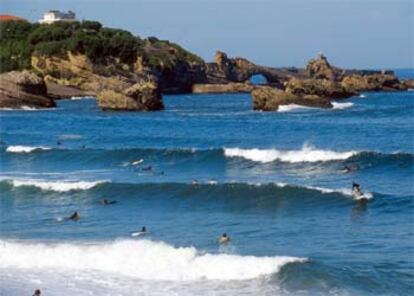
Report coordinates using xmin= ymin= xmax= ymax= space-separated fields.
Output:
xmin=0 ymin=20 xmax=203 ymax=73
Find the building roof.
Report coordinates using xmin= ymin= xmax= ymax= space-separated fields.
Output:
xmin=0 ymin=14 xmax=26 ymax=22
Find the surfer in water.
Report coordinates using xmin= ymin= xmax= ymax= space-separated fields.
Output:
xmin=218 ymin=233 xmax=230 ymax=244
xmin=68 ymin=211 xmax=80 ymax=221
xmin=32 ymin=289 xmax=41 ymax=296
xmin=100 ymin=199 xmax=117 ymax=205
xmin=352 ymin=183 xmax=364 ymax=199
xmin=132 ymin=226 xmax=147 ymax=237
xmin=342 ymin=164 xmax=359 ymax=173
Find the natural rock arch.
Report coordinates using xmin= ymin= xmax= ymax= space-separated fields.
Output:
xmin=204 ymin=51 xmax=290 ymax=86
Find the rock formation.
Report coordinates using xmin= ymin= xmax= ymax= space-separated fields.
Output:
xmin=252 ymin=86 xmax=332 ymax=111
xmin=341 ymin=74 xmax=404 ymax=92
xmin=306 ymin=53 xmax=337 ymax=81
xmin=401 ymin=79 xmax=414 ymax=90
xmin=286 ymin=78 xmax=356 ymax=99
xmin=0 ymin=70 xmax=55 ymax=109
xmin=97 ymin=75 xmax=163 ymax=111
xmin=192 ymin=82 xmax=256 ymax=94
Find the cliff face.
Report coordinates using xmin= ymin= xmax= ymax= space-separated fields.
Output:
xmin=0 ymin=70 xmax=55 ymax=109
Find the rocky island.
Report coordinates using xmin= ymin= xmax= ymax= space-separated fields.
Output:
xmin=0 ymin=19 xmax=412 ymax=111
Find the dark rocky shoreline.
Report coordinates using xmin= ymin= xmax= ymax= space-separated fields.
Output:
xmin=0 ymin=20 xmax=412 ymax=111
xmin=1 ymin=52 xmax=412 ymax=111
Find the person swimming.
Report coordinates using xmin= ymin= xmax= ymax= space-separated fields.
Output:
xmin=142 ymin=165 xmax=152 ymax=171
xmin=32 ymin=289 xmax=41 ymax=296
xmin=68 ymin=211 xmax=80 ymax=221
xmin=218 ymin=233 xmax=230 ymax=244
xmin=101 ymin=199 xmax=117 ymax=205
xmin=141 ymin=226 xmax=147 ymax=233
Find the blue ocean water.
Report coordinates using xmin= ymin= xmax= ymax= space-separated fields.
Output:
xmin=0 ymin=74 xmax=413 ymax=295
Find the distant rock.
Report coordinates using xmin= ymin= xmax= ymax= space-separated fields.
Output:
xmin=192 ymin=82 xmax=256 ymax=94
xmin=0 ymin=70 xmax=55 ymax=109
xmin=341 ymin=74 xmax=402 ymax=92
xmin=97 ymin=76 xmax=163 ymax=111
xmin=286 ymin=78 xmax=357 ymax=99
xmin=252 ymin=86 xmax=333 ymax=111
xmin=401 ymin=79 xmax=414 ymax=90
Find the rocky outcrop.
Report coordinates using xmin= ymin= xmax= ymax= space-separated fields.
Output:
xmin=286 ymin=78 xmax=357 ymax=99
xmin=306 ymin=53 xmax=337 ymax=81
xmin=341 ymin=74 xmax=407 ymax=92
xmin=192 ymin=82 xmax=256 ymax=94
xmin=0 ymin=70 xmax=55 ymax=109
xmin=252 ymin=86 xmax=332 ymax=111
xmin=97 ymin=76 xmax=163 ymax=111
xmin=401 ymin=79 xmax=414 ymax=90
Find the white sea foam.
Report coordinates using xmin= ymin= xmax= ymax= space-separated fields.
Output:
xmin=8 ymin=179 xmax=108 ymax=192
xmin=307 ymin=186 xmax=373 ymax=200
xmin=277 ymin=104 xmax=312 ymax=112
xmin=0 ymin=106 xmax=56 ymax=111
xmin=332 ymin=102 xmax=354 ymax=109
xmin=277 ymin=102 xmax=353 ymax=112
xmin=359 ymin=94 xmax=367 ymax=98
xmin=0 ymin=239 xmax=305 ymax=281
xmin=6 ymin=145 xmax=51 ymax=153
xmin=224 ymin=144 xmax=357 ymax=163
xmin=70 ymin=96 xmax=95 ymax=100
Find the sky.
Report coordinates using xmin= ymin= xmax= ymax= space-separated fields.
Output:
xmin=2 ymin=0 xmax=413 ymax=69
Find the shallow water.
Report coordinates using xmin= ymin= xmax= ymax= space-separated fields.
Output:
xmin=1 ymin=78 xmax=413 ymax=295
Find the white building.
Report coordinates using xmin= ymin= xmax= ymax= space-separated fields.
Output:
xmin=39 ymin=10 xmax=76 ymax=24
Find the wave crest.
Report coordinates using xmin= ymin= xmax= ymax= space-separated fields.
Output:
xmin=6 ymin=179 xmax=108 ymax=192
xmin=0 ymin=239 xmax=306 ymax=281
xmin=6 ymin=145 xmax=51 ymax=153
xmin=224 ymin=144 xmax=357 ymax=163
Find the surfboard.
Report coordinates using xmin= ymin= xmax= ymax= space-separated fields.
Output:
xmin=131 ymin=159 xmax=144 ymax=165
xmin=131 ymin=231 xmax=147 ymax=237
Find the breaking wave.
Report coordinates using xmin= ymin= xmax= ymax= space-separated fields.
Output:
xmin=277 ymin=102 xmax=354 ymax=112
xmin=3 ymin=179 xmax=109 ymax=192
xmin=224 ymin=144 xmax=357 ymax=163
xmin=0 ymin=239 xmax=306 ymax=281
xmin=6 ymin=145 xmax=52 ymax=153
